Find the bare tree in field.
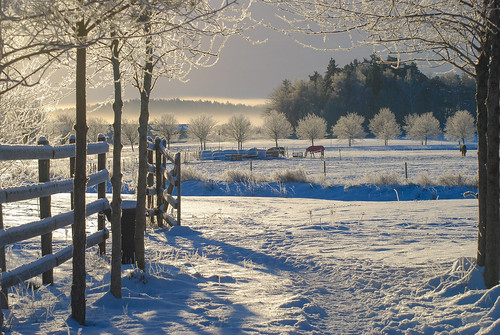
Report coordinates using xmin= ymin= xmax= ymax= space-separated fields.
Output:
xmin=189 ymin=114 xmax=217 ymax=150
xmin=445 ymin=110 xmax=476 ymax=145
xmin=263 ymin=110 xmax=293 ymax=148
xmin=295 ymin=113 xmax=327 ymax=146
xmin=225 ymin=114 xmax=253 ymax=150
xmin=404 ymin=113 xmax=442 ymax=145
xmin=369 ymin=108 xmax=401 ymax=146
xmin=152 ymin=113 xmax=179 ymax=149
xmin=122 ymin=118 xmax=139 ymax=152
xmin=331 ymin=113 xmax=366 ymax=147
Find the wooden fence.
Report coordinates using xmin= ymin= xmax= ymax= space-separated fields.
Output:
xmin=147 ymin=137 xmax=181 ymax=227
xmin=0 ymin=135 xmax=109 ymax=308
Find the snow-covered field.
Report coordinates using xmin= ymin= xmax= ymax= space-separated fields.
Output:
xmin=3 ymin=138 xmax=500 ymax=334
xmin=178 ymin=138 xmax=478 ymax=186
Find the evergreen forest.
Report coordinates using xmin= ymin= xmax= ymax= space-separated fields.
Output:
xmin=266 ymin=55 xmax=477 ymax=129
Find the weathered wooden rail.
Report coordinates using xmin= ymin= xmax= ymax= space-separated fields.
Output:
xmin=147 ymin=137 xmax=181 ymax=227
xmin=0 ymin=135 xmax=109 ymax=308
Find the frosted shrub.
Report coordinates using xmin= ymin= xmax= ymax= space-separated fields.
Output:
xmin=49 ymin=159 xmax=70 ymax=180
xmin=437 ymin=173 xmax=470 ymax=187
xmin=469 ymin=175 xmax=479 ymax=188
xmin=414 ymin=173 xmax=435 ymax=186
xmin=271 ymin=167 xmax=309 ymax=183
xmin=182 ymin=165 xmax=207 ymax=181
xmin=0 ymin=161 xmax=38 ymax=188
xmin=223 ymin=168 xmax=254 ymax=183
xmin=7 ymin=281 xmax=61 ymax=327
xmin=362 ymin=171 xmax=401 ymax=185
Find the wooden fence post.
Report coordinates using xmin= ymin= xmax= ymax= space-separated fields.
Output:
xmin=97 ymin=134 xmax=106 ymax=255
xmin=405 ymin=162 xmax=408 ymax=182
xmin=38 ymin=137 xmax=53 ymax=285
xmin=0 ymin=205 xmax=7 ymax=308
xmin=155 ymin=137 xmax=164 ymax=227
xmin=70 ymin=135 xmax=76 ymax=210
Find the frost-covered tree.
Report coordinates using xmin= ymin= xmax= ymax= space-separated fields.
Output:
xmin=444 ymin=110 xmax=476 ymax=145
xmin=0 ymin=86 xmax=50 ymax=144
xmin=87 ymin=117 xmax=109 ymax=142
xmin=263 ymin=110 xmax=293 ymax=148
xmin=296 ymin=114 xmax=327 ymax=146
xmin=369 ymin=108 xmax=401 ymax=146
xmin=0 ymin=1 xmax=72 ymax=96
xmin=122 ymin=119 xmax=139 ymax=152
xmin=331 ymin=113 xmax=366 ymax=147
xmin=189 ymin=114 xmax=217 ymax=150
xmin=225 ymin=114 xmax=253 ymax=150
xmin=404 ymin=113 xmax=442 ymax=145
xmin=51 ymin=112 xmax=76 ymax=144
xmin=152 ymin=113 xmax=179 ymax=149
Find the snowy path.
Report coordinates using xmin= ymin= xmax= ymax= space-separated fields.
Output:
xmin=5 ymin=195 xmax=499 ymax=334
xmin=129 ymin=196 xmax=481 ymax=334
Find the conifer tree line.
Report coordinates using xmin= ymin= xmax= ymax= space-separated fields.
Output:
xmin=266 ymin=55 xmax=476 ymax=132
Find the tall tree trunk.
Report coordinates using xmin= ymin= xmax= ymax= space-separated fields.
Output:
xmin=110 ymin=36 xmax=122 ymax=298
xmin=71 ymin=18 xmax=87 ymax=325
xmin=484 ymin=0 xmax=500 ymax=289
xmin=475 ymin=52 xmax=489 ymax=267
xmin=135 ymin=14 xmax=153 ymax=272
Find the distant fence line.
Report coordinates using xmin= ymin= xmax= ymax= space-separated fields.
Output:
xmin=0 ymin=135 xmax=109 ymax=309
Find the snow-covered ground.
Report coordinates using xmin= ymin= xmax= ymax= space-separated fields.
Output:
xmin=3 ymin=139 xmax=500 ymax=334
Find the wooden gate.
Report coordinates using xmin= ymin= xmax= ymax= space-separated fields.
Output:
xmin=147 ymin=137 xmax=181 ymax=227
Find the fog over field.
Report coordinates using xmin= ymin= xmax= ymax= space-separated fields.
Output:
xmin=54 ymin=99 xmax=266 ymax=125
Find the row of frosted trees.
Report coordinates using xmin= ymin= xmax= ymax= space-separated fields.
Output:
xmin=280 ymin=108 xmax=475 ymax=147
xmin=152 ymin=108 xmax=475 ymax=150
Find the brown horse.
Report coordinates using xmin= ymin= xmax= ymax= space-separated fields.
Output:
xmin=305 ymin=145 xmax=325 ymax=158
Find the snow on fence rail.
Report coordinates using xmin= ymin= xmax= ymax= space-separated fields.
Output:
xmin=0 ymin=135 xmax=110 ymax=309
xmin=147 ymin=137 xmax=181 ymax=227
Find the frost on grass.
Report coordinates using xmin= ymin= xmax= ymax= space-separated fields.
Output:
xmin=222 ymin=168 xmax=255 ymax=183
xmin=182 ymin=164 xmax=208 ymax=182
xmin=271 ymin=167 xmax=309 ymax=183
xmin=359 ymin=170 xmax=402 ymax=185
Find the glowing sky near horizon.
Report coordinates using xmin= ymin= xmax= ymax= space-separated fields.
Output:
xmin=82 ymin=4 xmax=370 ymax=106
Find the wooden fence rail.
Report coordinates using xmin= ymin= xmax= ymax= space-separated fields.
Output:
xmin=147 ymin=137 xmax=181 ymax=227
xmin=0 ymin=135 xmax=109 ymax=308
